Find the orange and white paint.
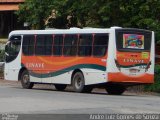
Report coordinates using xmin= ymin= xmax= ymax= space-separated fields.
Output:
xmin=4 ymin=27 xmax=155 ymax=86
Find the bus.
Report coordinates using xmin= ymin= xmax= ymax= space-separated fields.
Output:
xmin=4 ymin=27 xmax=155 ymax=95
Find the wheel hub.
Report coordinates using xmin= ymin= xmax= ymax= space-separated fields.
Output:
xmin=23 ymin=74 xmax=29 ymax=84
xmin=75 ymin=77 xmax=82 ymax=89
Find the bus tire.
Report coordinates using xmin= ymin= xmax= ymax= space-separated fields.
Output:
xmin=105 ymin=84 xmax=126 ymax=95
xmin=83 ymin=86 xmax=93 ymax=93
xmin=54 ymin=84 xmax=67 ymax=91
xmin=72 ymin=72 xmax=90 ymax=93
xmin=21 ymin=70 xmax=34 ymax=89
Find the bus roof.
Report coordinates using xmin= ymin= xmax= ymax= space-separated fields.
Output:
xmin=9 ymin=27 xmax=152 ymax=37
xmin=9 ymin=28 xmax=111 ymax=37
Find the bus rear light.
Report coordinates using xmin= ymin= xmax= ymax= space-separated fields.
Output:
xmin=115 ymin=59 xmax=121 ymax=71
xmin=145 ymin=61 xmax=151 ymax=72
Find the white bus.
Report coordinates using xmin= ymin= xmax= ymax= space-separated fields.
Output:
xmin=4 ymin=27 xmax=155 ymax=95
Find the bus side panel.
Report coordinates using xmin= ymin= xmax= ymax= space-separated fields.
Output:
xmin=51 ymin=71 xmax=72 ymax=84
xmin=39 ymin=69 xmax=107 ymax=85
xmin=107 ymin=30 xmax=119 ymax=74
xmin=21 ymin=56 xmax=107 ymax=85
xmin=41 ymin=69 xmax=107 ymax=85
xmin=80 ymin=68 xmax=107 ymax=85
xmin=29 ymin=70 xmax=41 ymax=83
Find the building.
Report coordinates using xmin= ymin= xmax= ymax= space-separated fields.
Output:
xmin=0 ymin=0 xmax=24 ymax=37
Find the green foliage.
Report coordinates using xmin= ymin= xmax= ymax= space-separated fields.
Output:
xmin=16 ymin=0 xmax=55 ymax=29
xmin=15 ymin=1 xmax=160 ymax=52
xmin=144 ymin=65 xmax=160 ymax=92
xmin=16 ymin=0 xmax=160 ymax=41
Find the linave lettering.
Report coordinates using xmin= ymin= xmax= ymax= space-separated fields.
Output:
xmin=123 ymin=59 xmax=144 ymax=63
xmin=26 ymin=63 xmax=44 ymax=68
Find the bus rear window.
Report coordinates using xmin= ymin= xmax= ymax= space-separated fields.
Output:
xmin=116 ymin=29 xmax=152 ymax=52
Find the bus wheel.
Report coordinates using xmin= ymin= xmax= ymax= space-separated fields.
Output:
xmin=72 ymin=72 xmax=91 ymax=93
xmin=83 ymin=86 xmax=93 ymax=93
xmin=21 ymin=70 xmax=34 ymax=89
xmin=54 ymin=84 xmax=67 ymax=91
xmin=105 ymin=84 xmax=126 ymax=95
xmin=72 ymin=72 xmax=85 ymax=92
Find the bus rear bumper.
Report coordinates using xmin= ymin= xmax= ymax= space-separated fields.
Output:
xmin=108 ymin=72 xmax=154 ymax=84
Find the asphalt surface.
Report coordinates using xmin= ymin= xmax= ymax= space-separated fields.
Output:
xmin=0 ymin=80 xmax=160 ymax=119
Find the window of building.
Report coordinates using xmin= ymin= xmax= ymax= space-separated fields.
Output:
xmin=93 ymin=34 xmax=109 ymax=57
xmin=35 ymin=35 xmax=53 ymax=55
xmin=78 ymin=34 xmax=92 ymax=56
xmin=53 ymin=35 xmax=63 ymax=56
xmin=63 ymin=35 xmax=78 ymax=56
xmin=22 ymin=35 xmax=35 ymax=55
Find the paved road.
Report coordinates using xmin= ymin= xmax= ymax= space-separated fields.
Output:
xmin=0 ymin=80 xmax=160 ymax=115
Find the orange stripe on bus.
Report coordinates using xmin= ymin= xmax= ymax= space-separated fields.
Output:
xmin=37 ymin=56 xmax=83 ymax=65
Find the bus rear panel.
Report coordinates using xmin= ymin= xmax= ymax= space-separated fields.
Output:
xmin=108 ymin=29 xmax=154 ymax=84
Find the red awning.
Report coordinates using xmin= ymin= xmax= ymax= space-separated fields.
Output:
xmin=0 ymin=4 xmax=19 ymax=11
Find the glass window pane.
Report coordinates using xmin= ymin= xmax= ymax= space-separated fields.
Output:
xmin=45 ymin=35 xmax=53 ymax=55
xmin=53 ymin=35 xmax=63 ymax=56
xmin=78 ymin=34 xmax=92 ymax=56
xmin=35 ymin=35 xmax=53 ymax=55
xmin=35 ymin=35 xmax=45 ymax=55
xmin=64 ymin=35 xmax=78 ymax=56
xmin=93 ymin=34 xmax=108 ymax=57
xmin=23 ymin=35 xmax=35 ymax=55
xmin=5 ymin=36 xmax=21 ymax=63
xmin=116 ymin=29 xmax=152 ymax=52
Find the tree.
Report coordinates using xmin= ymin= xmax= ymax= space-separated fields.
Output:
xmin=16 ymin=0 xmax=55 ymax=29
xmin=16 ymin=0 xmax=160 ymax=42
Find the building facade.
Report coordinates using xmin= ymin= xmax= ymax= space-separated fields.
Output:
xmin=0 ymin=0 xmax=24 ymax=37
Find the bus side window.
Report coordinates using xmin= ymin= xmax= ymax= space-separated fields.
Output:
xmin=23 ymin=35 xmax=35 ymax=56
xmin=53 ymin=35 xmax=63 ymax=56
xmin=35 ymin=35 xmax=45 ymax=55
xmin=93 ymin=34 xmax=108 ymax=57
xmin=45 ymin=35 xmax=53 ymax=55
xmin=63 ymin=35 xmax=78 ymax=56
xmin=35 ymin=35 xmax=53 ymax=55
xmin=78 ymin=34 xmax=92 ymax=56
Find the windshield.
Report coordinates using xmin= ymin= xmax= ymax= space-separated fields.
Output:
xmin=5 ymin=36 xmax=21 ymax=63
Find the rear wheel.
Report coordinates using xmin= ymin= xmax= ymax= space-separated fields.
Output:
xmin=83 ymin=86 xmax=93 ymax=93
xmin=54 ymin=84 xmax=67 ymax=91
xmin=21 ymin=70 xmax=34 ymax=89
xmin=105 ymin=84 xmax=126 ymax=95
xmin=72 ymin=72 xmax=85 ymax=92
xmin=72 ymin=72 xmax=92 ymax=93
